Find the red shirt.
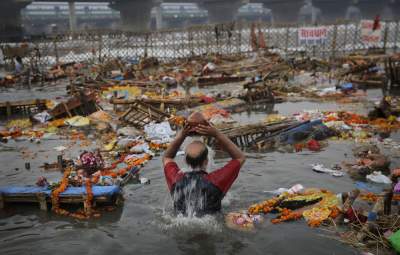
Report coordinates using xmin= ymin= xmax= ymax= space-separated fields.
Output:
xmin=164 ymin=159 xmax=241 ymax=194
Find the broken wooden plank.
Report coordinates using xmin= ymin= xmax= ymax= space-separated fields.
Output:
xmin=49 ymin=93 xmax=97 ymax=119
xmin=197 ymin=76 xmax=245 ymax=87
xmin=119 ymin=101 xmax=170 ymax=129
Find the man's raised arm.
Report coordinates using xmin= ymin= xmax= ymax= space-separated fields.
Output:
xmin=162 ymin=125 xmax=190 ymax=166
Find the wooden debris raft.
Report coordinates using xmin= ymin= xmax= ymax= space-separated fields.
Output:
xmin=119 ymin=101 xmax=170 ymax=129
xmin=251 ymin=121 xmax=311 ymax=149
xmin=49 ymin=92 xmax=98 ymax=119
xmin=207 ymin=120 xmax=298 ymax=148
xmin=111 ymin=97 xmax=202 ymax=112
xmin=197 ymin=76 xmax=246 ymax=87
xmin=0 ymin=190 xmax=119 ymax=211
xmin=350 ymin=78 xmax=385 ymax=87
xmin=0 ymin=99 xmax=47 ymax=117
xmin=243 ymin=81 xmax=275 ymax=103
xmin=0 ymin=166 xmax=139 ymax=211
xmin=288 ymin=58 xmax=330 ymax=72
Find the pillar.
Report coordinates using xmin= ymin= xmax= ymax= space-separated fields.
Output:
xmin=0 ymin=0 xmax=31 ymax=39
xmin=68 ymin=1 xmax=77 ymax=33
xmin=356 ymin=0 xmax=387 ymax=20
xmin=298 ymin=0 xmax=322 ymax=24
xmin=261 ymin=0 xmax=304 ymax=23
xmin=200 ymin=0 xmax=243 ymax=24
xmin=345 ymin=0 xmax=363 ymax=21
xmin=153 ymin=2 xmax=163 ymax=30
xmin=109 ymin=0 xmax=154 ymax=32
xmin=313 ymin=0 xmax=351 ymax=22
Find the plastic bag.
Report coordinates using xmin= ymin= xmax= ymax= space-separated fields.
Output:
xmin=366 ymin=171 xmax=391 ymax=184
xmin=144 ymin=121 xmax=175 ymax=140
xmin=65 ymin=116 xmax=90 ymax=127
xmin=307 ymin=139 xmax=321 ymax=151
xmin=33 ymin=111 xmax=51 ymax=123
xmin=339 ymin=82 xmax=353 ymax=91
xmin=311 ymin=164 xmax=344 ymax=177
xmin=130 ymin=143 xmax=151 ymax=154
xmin=263 ymin=184 xmax=304 ymax=195
xmin=117 ymin=127 xmax=142 ymax=137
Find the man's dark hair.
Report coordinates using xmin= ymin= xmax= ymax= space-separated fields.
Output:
xmin=186 ymin=146 xmax=208 ymax=169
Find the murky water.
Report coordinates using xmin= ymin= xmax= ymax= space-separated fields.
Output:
xmin=0 ymin=82 xmax=389 ymax=255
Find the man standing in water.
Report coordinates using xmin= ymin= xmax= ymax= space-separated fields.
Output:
xmin=163 ymin=121 xmax=246 ymax=216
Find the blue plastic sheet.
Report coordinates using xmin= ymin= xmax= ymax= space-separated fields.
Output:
xmin=340 ymin=82 xmax=353 ymax=91
xmin=0 ymin=185 xmax=121 ymax=197
xmin=113 ymin=75 xmax=124 ymax=81
xmin=280 ymin=119 xmax=323 ymax=145
xmin=354 ymin=181 xmax=387 ymax=193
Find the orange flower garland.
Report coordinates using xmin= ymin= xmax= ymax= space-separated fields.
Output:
xmin=328 ymin=206 xmax=340 ymax=219
xmin=248 ymin=197 xmax=280 ymax=214
xmin=306 ymin=205 xmax=341 ymax=228
xmin=169 ymin=116 xmax=186 ymax=127
xmin=359 ymin=192 xmax=378 ymax=203
xmin=370 ymin=118 xmax=400 ymax=131
xmin=271 ymin=208 xmax=302 ymax=224
xmin=51 ymin=167 xmax=96 ymax=219
xmin=92 ymin=153 xmax=150 ymax=182
xmin=308 ymin=219 xmax=323 ymax=228
xmin=84 ymin=178 xmax=94 ymax=218
xmin=50 ymin=153 xmax=151 ymax=219
xmin=51 ymin=167 xmax=72 ymax=215
xmin=149 ymin=142 xmax=168 ymax=151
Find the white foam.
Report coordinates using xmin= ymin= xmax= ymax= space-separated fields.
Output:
xmin=159 ymin=211 xmax=222 ymax=234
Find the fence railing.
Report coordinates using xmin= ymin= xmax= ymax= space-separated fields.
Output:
xmin=1 ymin=20 xmax=400 ymax=67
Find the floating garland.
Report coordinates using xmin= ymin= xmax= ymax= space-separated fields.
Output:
xmin=83 ymin=178 xmax=94 ymax=218
xmin=51 ymin=167 xmax=95 ymax=219
xmin=248 ymin=197 xmax=280 ymax=215
xmin=247 ymin=190 xmax=342 ymax=227
xmin=271 ymin=208 xmax=302 ymax=224
xmin=51 ymin=167 xmax=72 ymax=216
xmin=50 ymin=153 xmax=151 ymax=219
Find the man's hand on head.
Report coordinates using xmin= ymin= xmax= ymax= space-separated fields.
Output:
xmin=195 ymin=123 xmax=219 ymax=137
xmin=180 ymin=124 xmax=192 ymax=137
xmin=195 ymin=123 xmax=246 ymax=166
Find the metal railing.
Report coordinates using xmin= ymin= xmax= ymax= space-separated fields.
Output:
xmin=1 ymin=20 xmax=399 ymax=67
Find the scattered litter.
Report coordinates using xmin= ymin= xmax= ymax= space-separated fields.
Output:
xmin=65 ymin=116 xmax=90 ymax=127
xmin=366 ymin=171 xmax=392 ymax=184
xmin=311 ymin=164 xmax=345 ymax=177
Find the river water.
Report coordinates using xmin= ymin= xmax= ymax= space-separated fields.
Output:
xmin=0 ymin=82 xmax=390 ymax=255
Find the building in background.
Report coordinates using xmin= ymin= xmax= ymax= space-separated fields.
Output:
xmin=237 ymin=3 xmax=273 ymax=23
xmin=22 ymin=2 xmax=120 ymax=35
xmin=150 ymin=3 xmax=208 ymax=30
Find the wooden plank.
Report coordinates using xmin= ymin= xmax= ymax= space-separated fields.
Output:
xmin=36 ymin=193 xmax=48 ymax=211
xmin=1 ymin=194 xmax=114 ymax=205
xmin=0 ymin=99 xmax=47 ymax=108
xmin=62 ymin=102 xmax=73 ymax=117
xmin=83 ymin=195 xmax=92 ymax=215
xmin=197 ymin=76 xmax=246 ymax=87
xmin=120 ymin=100 xmax=170 ymax=128
xmin=49 ymin=93 xmax=96 ymax=119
